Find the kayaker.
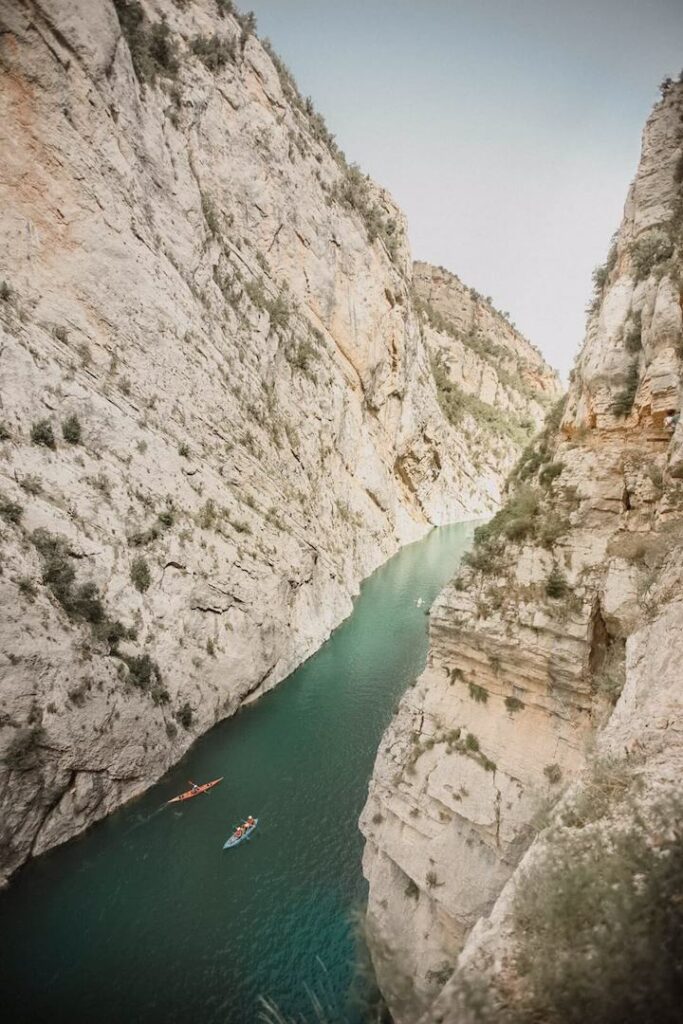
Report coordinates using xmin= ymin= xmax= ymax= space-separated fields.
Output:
xmin=189 ymin=780 xmax=199 ymax=793
xmin=246 ymin=816 xmax=255 ymax=827
xmin=235 ymin=826 xmax=243 ymax=838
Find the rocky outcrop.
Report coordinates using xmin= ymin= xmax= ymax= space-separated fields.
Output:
xmin=361 ymin=79 xmax=683 ymax=1022
xmin=414 ymin=261 xmax=558 ymax=420
xmin=413 ymin=262 xmax=561 ymax=495
xmin=0 ymin=1 xmax=557 ymax=884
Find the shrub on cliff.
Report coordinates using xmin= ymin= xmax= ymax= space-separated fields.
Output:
xmin=0 ymin=493 xmax=23 ymax=525
xmin=468 ymin=683 xmax=488 ymax=704
xmin=613 ymin=360 xmax=640 ymax=417
xmin=4 ymin=726 xmax=47 ymax=772
xmin=505 ymin=696 xmax=524 ymax=713
xmin=31 ymin=419 xmax=56 ymax=449
xmin=176 ymin=702 xmax=194 ymax=729
xmin=545 ymin=564 xmax=569 ymax=599
xmin=473 ymin=485 xmax=540 ymax=549
xmin=62 ymin=414 xmax=82 ymax=445
xmin=190 ymin=32 xmax=236 ymax=72
xmin=130 ymin=556 xmax=151 ymax=593
xmin=332 ymin=164 xmax=401 ymax=262
xmin=31 ymin=529 xmax=130 ymax=651
xmin=538 ymin=461 xmax=564 ymax=488
xmin=113 ymin=1 xmax=179 ymax=85
xmin=624 ymin=311 xmax=643 ymax=354
xmin=447 ymin=782 xmax=683 ymax=1024
xmin=630 ymin=229 xmax=674 ymax=281
xmin=510 ymin=792 xmax=683 ymax=1024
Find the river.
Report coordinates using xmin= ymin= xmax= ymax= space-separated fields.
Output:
xmin=0 ymin=522 xmax=475 ymax=1024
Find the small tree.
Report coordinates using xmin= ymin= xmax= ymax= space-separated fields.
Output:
xmin=130 ymin=556 xmax=151 ymax=593
xmin=545 ymin=564 xmax=569 ymax=599
xmin=176 ymin=702 xmax=193 ymax=729
xmin=0 ymin=494 xmax=23 ymax=525
xmin=62 ymin=414 xmax=82 ymax=445
xmin=505 ymin=696 xmax=524 ymax=713
xmin=31 ymin=419 xmax=56 ymax=449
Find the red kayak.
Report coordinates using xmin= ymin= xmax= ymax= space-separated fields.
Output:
xmin=166 ymin=777 xmax=223 ymax=804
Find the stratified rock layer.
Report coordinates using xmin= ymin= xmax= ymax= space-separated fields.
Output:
xmin=361 ymin=81 xmax=683 ymax=1022
xmin=0 ymin=1 xmax=557 ymax=884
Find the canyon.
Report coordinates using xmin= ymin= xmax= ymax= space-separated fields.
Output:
xmin=0 ymin=0 xmax=557 ymax=886
xmin=361 ymin=77 xmax=683 ymax=1023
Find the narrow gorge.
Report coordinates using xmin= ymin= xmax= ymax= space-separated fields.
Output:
xmin=361 ymin=78 xmax=683 ymax=1024
xmin=0 ymin=1 xmax=557 ymax=886
xmin=2 ymin=3 xmax=681 ymax=1024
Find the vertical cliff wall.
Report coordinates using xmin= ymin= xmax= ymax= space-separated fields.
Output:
xmin=0 ymin=0 xmax=557 ymax=884
xmin=361 ymin=79 xmax=683 ymax=1022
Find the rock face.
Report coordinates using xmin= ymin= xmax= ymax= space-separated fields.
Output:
xmin=412 ymin=262 xmax=561 ymax=496
xmin=361 ymin=80 xmax=683 ymax=1022
xmin=0 ymin=1 xmax=557 ymax=885
xmin=414 ymin=261 xmax=558 ymax=420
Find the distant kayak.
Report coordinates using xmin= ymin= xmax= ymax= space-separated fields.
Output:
xmin=223 ymin=818 xmax=258 ymax=849
xmin=166 ymin=778 xmax=223 ymax=804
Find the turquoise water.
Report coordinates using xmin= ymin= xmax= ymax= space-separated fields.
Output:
xmin=0 ymin=523 xmax=474 ymax=1024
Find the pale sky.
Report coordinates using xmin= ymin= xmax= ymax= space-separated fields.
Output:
xmin=245 ymin=0 xmax=683 ymax=378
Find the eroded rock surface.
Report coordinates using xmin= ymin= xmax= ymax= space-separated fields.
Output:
xmin=0 ymin=1 xmax=557 ymax=884
xmin=361 ymin=81 xmax=683 ymax=1022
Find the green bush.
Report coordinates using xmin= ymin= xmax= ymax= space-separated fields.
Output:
xmin=198 ymin=499 xmax=217 ymax=530
xmin=191 ymin=32 xmax=236 ymax=71
xmin=130 ymin=508 xmax=175 ymax=546
xmin=216 ymin=0 xmax=235 ymax=16
xmin=560 ymin=757 xmax=635 ymax=830
xmin=4 ymin=726 xmax=46 ymax=771
xmin=31 ymin=419 xmax=56 ymax=448
xmin=613 ymin=360 xmax=639 ymax=417
xmin=201 ymin=195 xmax=220 ymax=237
xmin=473 ymin=485 xmax=541 ymax=551
xmin=0 ymin=493 xmax=23 ymax=525
xmin=545 ymin=564 xmax=569 ymax=599
xmin=332 ymin=163 xmax=401 ymax=262
xmin=465 ymin=732 xmax=480 ymax=752
xmin=121 ymin=652 xmax=162 ymax=691
xmin=150 ymin=683 xmax=170 ymax=706
xmin=505 ymin=696 xmax=524 ymax=713
xmin=510 ymin=793 xmax=683 ymax=1024
xmin=130 ymin=556 xmax=151 ymax=593
xmin=538 ymin=461 xmax=564 ymax=487
xmin=624 ymin=311 xmax=642 ymax=353
xmin=0 ymin=281 xmax=11 ymax=302
xmin=468 ymin=682 xmax=488 ymax=704
xmin=630 ymin=229 xmax=674 ymax=280
xmin=18 ymin=576 xmax=37 ymax=601
xmin=404 ymin=878 xmax=419 ymax=900
xmin=113 ymin=1 xmax=179 ymax=85
xmin=31 ymin=529 xmax=127 ymax=646
xmin=62 ymin=413 xmax=82 ymax=445
xmin=176 ymin=701 xmax=194 ymax=729
xmin=543 ymin=762 xmax=562 ymax=784
xmin=267 ymin=287 xmax=290 ymax=330
xmin=157 ymin=508 xmax=174 ymax=529
xmin=287 ymin=338 xmax=318 ymax=375
xmin=0 ymin=421 xmax=11 ymax=440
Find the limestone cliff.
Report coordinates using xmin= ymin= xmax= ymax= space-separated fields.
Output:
xmin=361 ymin=79 xmax=683 ymax=1022
xmin=413 ymin=262 xmax=560 ymax=494
xmin=0 ymin=1 xmax=557 ymax=884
